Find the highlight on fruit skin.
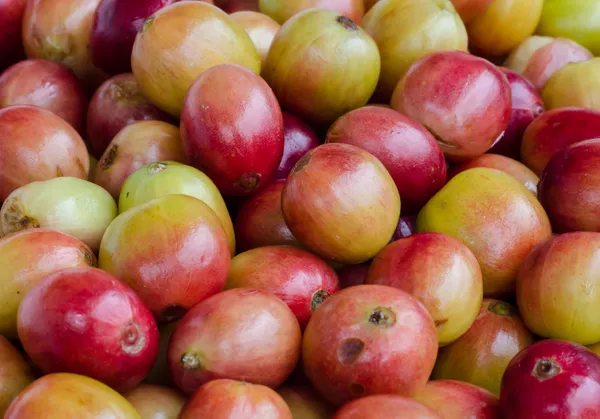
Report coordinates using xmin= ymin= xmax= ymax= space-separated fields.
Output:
xmin=542 ymin=58 xmax=600 ymax=112
xmin=361 ymin=0 xmax=468 ymax=102
xmin=230 ymin=11 xmax=281 ymax=66
xmin=258 ymin=0 xmax=365 ymax=25
xmin=263 ymin=8 xmax=380 ymax=125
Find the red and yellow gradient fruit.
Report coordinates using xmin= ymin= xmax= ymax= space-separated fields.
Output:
xmin=333 ymin=395 xmax=441 ymax=419
xmin=263 ymin=9 xmax=380 ymax=124
xmin=99 ymin=194 xmax=230 ymax=324
xmin=4 ymin=373 xmax=141 ymax=419
xmin=259 ymin=0 xmax=364 ymax=24
xmin=230 ymin=11 xmax=280 ymax=65
xmin=391 ymin=51 xmax=512 ymax=162
xmin=362 ymin=0 xmax=468 ymax=102
xmin=517 ymin=232 xmax=600 ymax=345
xmin=0 ymin=336 xmax=34 ymax=416
xmin=124 ymin=384 xmax=186 ymax=419
xmin=168 ymin=289 xmax=302 ymax=395
xmin=131 ymin=1 xmax=260 ymax=117
xmin=450 ymin=0 xmax=493 ymax=23
xmin=366 ymin=233 xmax=483 ymax=346
xmin=433 ymin=299 xmax=535 ymax=395
xmin=282 ymin=143 xmax=400 ymax=264
xmin=303 ymin=285 xmax=438 ymax=405
xmin=542 ymin=58 xmax=600 ymax=112
xmin=277 ymin=385 xmax=335 ymax=419
xmin=94 ymin=121 xmax=186 ymax=199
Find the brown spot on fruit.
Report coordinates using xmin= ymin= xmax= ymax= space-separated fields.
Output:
xmin=338 ymin=338 xmax=365 ymax=365
xmin=235 ymin=172 xmax=261 ymax=191
xmin=292 ymin=153 xmax=311 ymax=173
xmin=311 ymin=290 xmax=330 ymax=311
xmin=161 ymin=305 xmax=187 ymax=323
xmin=101 ymin=145 xmax=118 ymax=169
xmin=533 ymin=358 xmax=561 ymax=381
xmin=434 ymin=318 xmax=448 ymax=327
xmin=336 ymin=15 xmax=358 ymax=31
xmin=368 ymin=307 xmax=396 ymax=328
xmin=349 ymin=382 xmax=365 ymax=396
xmin=80 ymin=247 xmax=98 ymax=267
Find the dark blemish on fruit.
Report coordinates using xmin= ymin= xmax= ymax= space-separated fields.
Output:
xmin=147 ymin=162 xmax=168 ymax=174
xmin=161 ymin=305 xmax=187 ymax=323
xmin=349 ymin=383 xmax=365 ymax=396
xmin=236 ymin=172 xmax=261 ymax=191
xmin=434 ymin=318 xmax=448 ymax=327
xmin=126 ymin=192 xmax=130 ymax=198
xmin=293 ymin=154 xmax=311 ymax=173
xmin=120 ymin=322 xmax=146 ymax=355
xmin=101 ymin=145 xmax=118 ymax=169
xmin=488 ymin=301 xmax=515 ymax=317
xmin=533 ymin=359 xmax=561 ymax=381
xmin=369 ymin=307 xmax=396 ymax=328
xmin=338 ymin=338 xmax=365 ymax=365
xmin=181 ymin=352 xmax=203 ymax=370
xmin=311 ymin=290 xmax=330 ymax=311
xmin=80 ymin=247 xmax=98 ymax=267
xmin=56 ymin=166 xmax=64 ymax=177
xmin=336 ymin=16 xmax=358 ymax=31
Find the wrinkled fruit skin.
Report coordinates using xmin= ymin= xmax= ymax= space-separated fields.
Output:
xmin=448 ymin=153 xmax=540 ymax=195
xmin=0 ymin=0 xmax=27 ymax=70
xmin=17 ymin=268 xmax=159 ymax=393
xmin=131 ymin=1 xmax=261 ymax=117
xmin=521 ymin=107 xmax=600 ymax=176
xmin=517 ymin=232 xmax=600 ymax=345
xmin=4 ymin=373 xmax=141 ymax=419
xmin=275 ymin=111 xmax=321 ymax=180
xmin=489 ymin=68 xmax=544 ymax=159
xmin=0 ymin=59 xmax=87 ymax=133
xmin=263 ymin=9 xmax=380 ymax=125
xmin=333 ymin=395 xmax=441 ymax=419
xmin=326 ymin=105 xmax=446 ymax=215
xmin=181 ymin=64 xmax=284 ymax=197
xmin=539 ymin=139 xmax=600 ymax=233
xmin=226 ymin=245 xmax=340 ymax=328
xmin=277 ymin=385 xmax=335 ymax=419
xmin=282 ymin=143 xmax=400 ymax=264
xmin=542 ymin=58 xmax=600 ymax=112
xmin=0 ymin=229 xmax=96 ymax=339
xmin=179 ymin=379 xmax=293 ymax=419
xmin=99 ymin=194 xmax=231 ymax=324
xmin=391 ymin=51 xmax=512 ymax=162
xmin=258 ymin=0 xmax=364 ymax=24
xmin=417 ymin=168 xmax=552 ymax=297
xmin=0 ymin=336 xmax=34 ymax=416
xmin=124 ymin=384 xmax=186 ymax=419
xmin=433 ymin=298 xmax=535 ymax=396
xmin=413 ymin=380 xmax=500 ymax=419
xmin=234 ymin=179 xmax=301 ymax=252
xmin=168 ymin=289 xmax=302 ymax=395
xmin=366 ymin=232 xmax=483 ymax=346
xmin=500 ymin=340 xmax=600 ymax=419
xmin=22 ymin=0 xmax=109 ymax=90
xmin=87 ymin=73 xmax=172 ymax=158
xmin=0 ymin=105 xmax=89 ymax=202
xmin=303 ymin=285 xmax=438 ymax=406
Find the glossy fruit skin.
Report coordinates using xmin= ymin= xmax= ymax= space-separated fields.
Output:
xmin=450 ymin=0 xmax=494 ymax=23
xmin=22 ymin=0 xmax=109 ymax=90
xmin=500 ymin=340 xmax=600 ymax=418
xmin=17 ymin=267 xmax=159 ymax=392
xmin=0 ymin=59 xmax=87 ymax=133
xmin=124 ymin=384 xmax=186 ymax=419
xmin=362 ymin=0 xmax=468 ymax=102
xmin=303 ymin=285 xmax=438 ymax=406
xmin=118 ymin=160 xmax=235 ymax=255
xmin=277 ymin=385 xmax=335 ymax=419
xmin=234 ymin=179 xmax=301 ymax=251
xmin=230 ymin=11 xmax=280 ymax=66
xmin=537 ymin=0 xmax=600 ymax=56
xmin=417 ymin=168 xmax=552 ymax=297
xmin=282 ymin=143 xmax=400 ymax=264
xmin=0 ymin=336 xmax=34 ymax=416
xmin=179 ymin=379 xmax=293 ymax=419
xmin=504 ymin=36 xmax=593 ymax=91
xmin=168 ymin=288 xmax=302 ymax=395
xmin=391 ymin=51 xmax=512 ymax=162
xmin=538 ymin=140 xmax=600 ymax=233
xmin=521 ymin=107 xmax=600 ymax=176
xmin=488 ymin=68 xmax=544 ymax=159
xmin=226 ymin=245 xmax=340 ymax=328
xmin=99 ymin=194 xmax=230 ymax=324
xmin=0 ymin=229 xmax=96 ymax=339
xmin=366 ymin=233 xmax=483 ymax=346
xmin=413 ymin=380 xmax=500 ymax=419
xmin=258 ymin=0 xmax=364 ymax=24
xmin=87 ymin=73 xmax=172 ymax=158
xmin=93 ymin=121 xmax=186 ymax=199
xmin=263 ymin=9 xmax=380 ymax=125
xmin=337 ymin=263 xmax=370 ymax=289
xmin=91 ymin=0 xmax=179 ymax=75
xmin=4 ymin=373 xmax=141 ymax=419
xmin=542 ymin=58 xmax=600 ymax=112
xmin=275 ymin=112 xmax=321 ymax=180
xmin=181 ymin=64 xmax=284 ymax=197
xmin=0 ymin=105 xmax=89 ymax=202
xmin=0 ymin=0 xmax=27 ymax=70
xmin=517 ymin=232 xmax=600 ymax=344
xmin=131 ymin=1 xmax=261 ymax=117
xmin=432 ymin=299 xmax=535 ymax=396
xmin=448 ymin=154 xmax=539 ymax=195
xmin=327 ymin=106 xmax=446 ymax=215
xmin=466 ymin=0 xmax=544 ymax=57
xmin=333 ymin=395 xmax=441 ymax=419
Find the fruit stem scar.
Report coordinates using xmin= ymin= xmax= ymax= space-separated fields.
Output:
xmin=533 ymin=358 xmax=561 ymax=381
xmin=236 ymin=172 xmax=261 ymax=191
xmin=311 ymin=290 xmax=330 ymax=311
xmin=488 ymin=301 xmax=514 ymax=317
xmin=147 ymin=162 xmax=168 ymax=174
xmin=368 ymin=307 xmax=396 ymax=327
xmin=336 ymin=16 xmax=358 ymax=31
xmin=181 ymin=352 xmax=203 ymax=370
xmin=293 ymin=154 xmax=311 ymax=173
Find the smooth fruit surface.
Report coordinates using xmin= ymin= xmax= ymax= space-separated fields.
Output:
xmin=277 ymin=385 xmax=334 ymax=419
xmin=230 ymin=11 xmax=281 ymax=65
xmin=542 ymin=58 xmax=600 ymax=111
xmin=258 ymin=0 xmax=364 ymax=24
xmin=0 ymin=336 xmax=34 ymax=417
xmin=276 ymin=111 xmax=321 ymax=180
xmin=333 ymin=395 xmax=441 ymax=419
xmin=124 ymin=384 xmax=186 ymax=419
